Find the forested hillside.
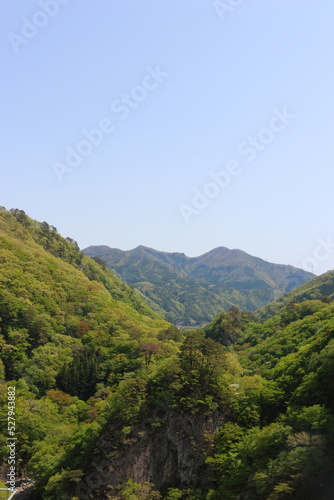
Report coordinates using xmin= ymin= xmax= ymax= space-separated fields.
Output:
xmin=0 ymin=207 xmax=174 ymax=498
xmin=257 ymin=270 xmax=334 ymax=320
xmin=75 ymin=271 xmax=334 ymax=500
xmin=83 ymin=245 xmax=313 ymax=327
xmin=1 ymin=207 xmax=334 ymax=500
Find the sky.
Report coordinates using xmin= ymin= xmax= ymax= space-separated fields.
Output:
xmin=1 ymin=1 xmax=334 ymax=275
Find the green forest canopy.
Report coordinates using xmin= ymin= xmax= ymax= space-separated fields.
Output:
xmin=1 ymin=207 xmax=334 ymax=499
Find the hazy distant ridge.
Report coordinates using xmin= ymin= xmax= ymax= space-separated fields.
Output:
xmin=83 ymin=245 xmax=314 ymax=326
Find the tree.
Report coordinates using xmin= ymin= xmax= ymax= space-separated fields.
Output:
xmin=179 ymin=332 xmax=226 ymax=377
xmin=76 ymin=321 xmax=91 ymax=338
xmin=91 ymin=256 xmax=107 ymax=269
xmin=139 ymin=342 xmax=162 ymax=366
xmin=158 ymin=326 xmax=182 ymax=342
xmin=57 ymin=347 xmax=99 ymax=400
xmin=9 ymin=208 xmax=30 ymax=227
xmin=110 ymin=480 xmax=161 ymax=500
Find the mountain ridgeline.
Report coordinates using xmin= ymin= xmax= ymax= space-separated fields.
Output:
xmin=83 ymin=244 xmax=314 ymax=327
xmin=73 ymin=269 xmax=334 ymax=500
xmin=2 ymin=207 xmax=334 ymax=500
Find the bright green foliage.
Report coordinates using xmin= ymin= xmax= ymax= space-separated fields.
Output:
xmin=205 ymin=275 xmax=334 ymax=499
xmin=0 ymin=209 xmax=170 ymax=397
xmin=109 ymin=480 xmax=161 ymax=499
xmin=163 ymin=489 xmax=183 ymax=500
xmin=83 ymin=245 xmax=313 ymax=327
xmin=0 ymin=208 xmax=172 ymax=495
xmin=179 ymin=332 xmax=226 ymax=377
xmin=281 ymin=404 xmax=334 ymax=433
xmin=203 ymin=306 xmax=257 ymax=346
xmin=257 ymin=271 xmax=334 ymax=321
xmin=110 ymin=378 xmax=147 ymax=423
xmin=43 ymin=468 xmax=84 ymax=499
xmin=206 ymin=423 xmax=331 ymax=500
xmin=2 ymin=208 xmax=334 ymax=499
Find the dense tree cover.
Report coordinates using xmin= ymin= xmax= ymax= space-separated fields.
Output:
xmin=5 ymin=208 xmax=163 ymax=319
xmin=0 ymin=208 xmax=175 ymax=497
xmin=83 ymin=245 xmax=313 ymax=327
xmin=203 ymin=290 xmax=334 ymax=499
xmin=202 ymin=306 xmax=257 ymax=346
xmin=0 ymin=209 xmax=170 ymax=390
xmin=257 ymin=271 xmax=334 ymax=321
xmin=1 ymin=207 xmax=334 ymax=499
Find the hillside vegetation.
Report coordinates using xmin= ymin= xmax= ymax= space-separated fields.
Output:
xmin=1 ymin=208 xmax=334 ymax=499
xmin=0 ymin=208 xmax=176 ymax=497
xmin=257 ymin=270 xmax=334 ymax=320
xmin=73 ymin=271 xmax=334 ymax=500
xmin=83 ymin=245 xmax=313 ymax=327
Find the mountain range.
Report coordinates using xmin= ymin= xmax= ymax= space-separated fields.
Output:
xmin=2 ymin=207 xmax=334 ymax=499
xmin=83 ymin=244 xmax=314 ymax=327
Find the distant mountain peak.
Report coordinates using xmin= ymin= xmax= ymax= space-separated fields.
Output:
xmin=83 ymin=244 xmax=314 ymax=327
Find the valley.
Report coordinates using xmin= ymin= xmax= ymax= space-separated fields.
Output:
xmin=0 ymin=208 xmax=333 ymax=499
xmin=83 ymin=244 xmax=313 ymax=327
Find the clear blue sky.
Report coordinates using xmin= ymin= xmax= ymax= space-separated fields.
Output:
xmin=1 ymin=1 xmax=334 ymax=274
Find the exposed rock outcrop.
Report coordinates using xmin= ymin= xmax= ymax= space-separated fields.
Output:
xmin=76 ymin=409 xmax=225 ymax=499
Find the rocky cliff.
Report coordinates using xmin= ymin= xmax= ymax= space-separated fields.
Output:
xmin=76 ymin=409 xmax=225 ymax=499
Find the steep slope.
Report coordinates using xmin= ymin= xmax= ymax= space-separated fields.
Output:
xmin=0 ymin=208 xmax=333 ymax=500
xmin=0 ymin=209 xmax=170 ymax=387
xmin=77 ymin=280 xmax=334 ymax=500
xmin=83 ymin=244 xmax=314 ymax=326
xmin=0 ymin=207 xmax=174 ymax=497
xmin=257 ymin=270 xmax=334 ymax=320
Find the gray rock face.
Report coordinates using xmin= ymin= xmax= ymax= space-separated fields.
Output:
xmin=77 ymin=409 xmax=225 ymax=499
